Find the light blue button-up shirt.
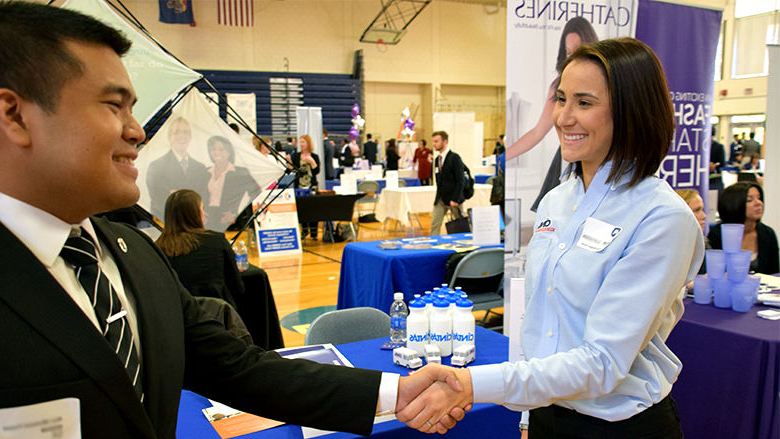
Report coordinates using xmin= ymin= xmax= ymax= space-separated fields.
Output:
xmin=470 ymin=162 xmax=704 ymax=421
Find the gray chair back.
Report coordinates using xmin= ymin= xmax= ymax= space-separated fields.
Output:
xmin=448 ymin=248 xmax=505 ymax=328
xmin=305 ymin=307 xmax=390 ymax=345
xmin=357 ymin=180 xmax=380 ymax=194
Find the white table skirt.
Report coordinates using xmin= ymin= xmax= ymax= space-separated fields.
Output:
xmin=375 ymin=184 xmax=492 ymax=226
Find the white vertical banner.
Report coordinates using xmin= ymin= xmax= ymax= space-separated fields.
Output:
xmin=433 ymin=112 xmax=478 ymax=170
xmin=763 ymin=45 xmax=779 ymax=233
xmin=505 ymin=1 xmax=637 ymax=228
xmin=227 ymin=92 xmax=257 ymax=136
xmin=296 ymin=107 xmax=324 ymax=189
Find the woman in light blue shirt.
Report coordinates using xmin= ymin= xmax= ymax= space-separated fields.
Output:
xmin=397 ymin=38 xmax=705 ymax=438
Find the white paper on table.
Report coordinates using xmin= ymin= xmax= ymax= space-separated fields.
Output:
xmin=757 ymin=273 xmax=780 ymax=290
xmin=371 ymin=165 xmax=383 ymax=180
xmin=506 ymin=277 xmax=526 ymax=363
xmin=332 ymin=158 xmax=340 ymax=171
xmin=0 ymin=398 xmax=81 ymax=439
xmin=385 ymin=171 xmax=399 ymax=190
xmin=339 ymin=174 xmax=357 ymax=194
xmin=471 ymin=205 xmax=501 ymax=246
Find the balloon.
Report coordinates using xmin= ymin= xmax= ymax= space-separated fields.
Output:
xmin=402 ymin=107 xmax=410 ymax=118
xmin=352 ymin=115 xmax=365 ymax=128
xmin=349 ymin=126 xmax=359 ymax=140
xmin=351 ymin=103 xmax=360 ymax=118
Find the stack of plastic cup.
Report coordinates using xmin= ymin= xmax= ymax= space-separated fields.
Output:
xmin=731 ymin=276 xmax=760 ymax=312
xmin=705 ymin=249 xmax=727 ymax=307
xmin=693 ymin=275 xmax=711 ymax=304
xmin=710 ymin=224 xmax=760 ymax=312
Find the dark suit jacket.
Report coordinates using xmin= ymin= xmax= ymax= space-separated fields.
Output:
xmin=0 ymin=217 xmax=381 ymax=438
xmin=435 ymin=150 xmax=465 ymax=205
xmin=204 ymin=166 xmax=260 ymax=231
xmin=708 ymin=222 xmax=779 ymax=274
xmin=363 ymin=141 xmax=378 ymax=164
xmin=323 ymin=138 xmax=336 ymax=180
xmin=167 ymin=231 xmax=244 ymax=309
xmin=710 ymin=140 xmax=726 ymax=172
xmin=146 ymin=150 xmax=209 ymax=219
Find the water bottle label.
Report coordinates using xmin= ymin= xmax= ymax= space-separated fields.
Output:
xmin=391 ymin=317 xmax=407 ymax=330
xmin=430 ymin=332 xmax=452 ymax=342
xmin=408 ymin=333 xmax=427 ymax=343
xmin=453 ymin=333 xmax=474 ymax=342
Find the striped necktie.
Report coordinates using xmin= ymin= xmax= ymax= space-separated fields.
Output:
xmin=60 ymin=228 xmax=144 ymax=401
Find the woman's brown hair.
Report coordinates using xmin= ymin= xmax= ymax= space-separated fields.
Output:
xmin=155 ymin=189 xmax=205 ymax=257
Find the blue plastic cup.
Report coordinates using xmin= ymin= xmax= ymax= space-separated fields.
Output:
xmin=705 ymin=250 xmax=726 ymax=279
xmin=731 ymin=277 xmax=759 ymax=312
xmin=713 ymin=277 xmax=732 ymax=308
xmin=726 ymin=250 xmax=752 ymax=283
xmin=720 ymin=223 xmax=745 ymax=253
xmin=693 ymin=275 xmax=712 ymax=305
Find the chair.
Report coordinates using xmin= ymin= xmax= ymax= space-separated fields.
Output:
xmin=485 ymin=176 xmax=497 ymax=186
xmin=397 ymin=179 xmax=407 ymax=187
xmin=355 ymin=180 xmax=380 ymax=217
xmin=305 ymin=307 xmax=391 ymax=345
xmin=448 ymin=247 xmax=504 ymax=329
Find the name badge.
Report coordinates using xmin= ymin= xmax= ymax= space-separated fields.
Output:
xmin=576 ymin=217 xmax=621 ymax=252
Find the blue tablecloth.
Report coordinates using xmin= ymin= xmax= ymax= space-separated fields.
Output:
xmin=474 ymin=174 xmax=493 ymax=184
xmin=325 ymin=178 xmax=420 ymax=193
xmin=667 ymin=298 xmax=780 ymax=439
xmin=338 ymin=234 xmax=501 ymax=311
xmin=176 ymin=326 xmax=519 ymax=438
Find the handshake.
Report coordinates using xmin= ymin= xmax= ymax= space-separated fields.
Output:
xmin=394 ymin=363 xmax=474 ymax=434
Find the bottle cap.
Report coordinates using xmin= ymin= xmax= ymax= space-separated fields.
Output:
xmin=409 ymin=299 xmax=426 ymax=308
xmin=433 ymin=299 xmax=449 ymax=308
xmin=394 ymin=292 xmax=404 ymax=301
xmin=456 ymin=299 xmax=474 ymax=308
xmin=422 ymin=295 xmax=434 ymax=304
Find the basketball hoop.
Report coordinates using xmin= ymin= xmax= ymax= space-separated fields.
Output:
xmin=377 ymin=38 xmax=388 ymax=53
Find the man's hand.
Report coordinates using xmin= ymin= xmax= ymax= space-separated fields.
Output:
xmin=396 ymin=364 xmax=473 ymax=434
xmin=449 ymin=201 xmax=459 ymax=207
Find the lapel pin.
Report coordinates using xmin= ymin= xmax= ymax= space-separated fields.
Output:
xmin=117 ymin=237 xmax=128 ymax=253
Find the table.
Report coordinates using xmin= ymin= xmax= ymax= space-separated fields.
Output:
xmin=338 ymin=233 xmax=500 ymax=311
xmin=374 ymin=184 xmax=492 ymax=228
xmin=474 ymin=174 xmax=493 ymax=184
xmin=666 ymin=298 xmax=780 ymax=439
xmin=324 ymin=178 xmax=420 ymax=193
xmin=176 ymin=326 xmax=520 ymax=438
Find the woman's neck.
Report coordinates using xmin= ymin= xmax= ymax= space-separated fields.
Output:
xmin=744 ymin=219 xmax=758 ymax=233
xmin=214 ymin=162 xmax=229 ymax=175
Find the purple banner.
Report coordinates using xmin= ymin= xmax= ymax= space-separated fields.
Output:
xmin=636 ymin=0 xmax=722 ymax=206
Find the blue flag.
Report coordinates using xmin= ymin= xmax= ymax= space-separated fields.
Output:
xmin=159 ymin=0 xmax=194 ymax=24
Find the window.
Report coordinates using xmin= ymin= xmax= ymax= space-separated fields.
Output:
xmin=731 ymin=1 xmax=779 ymax=78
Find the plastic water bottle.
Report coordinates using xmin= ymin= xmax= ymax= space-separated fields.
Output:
xmin=406 ymin=298 xmax=428 ymax=356
xmin=235 ymin=240 xmax=249 ymax=272
xmin=422 ymin=294 xmax=434 ymax=318
xmin=389 ymin=292 xmax=409 ymax=343
xmin=452 ymin=299 xmax=475 ymax=351
xmin=429 ymin=299 xmax=452 ymax=356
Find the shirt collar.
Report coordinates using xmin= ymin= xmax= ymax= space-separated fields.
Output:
xmin=562 ymin=160 xmax=635 ymax=190
xmin=0 ymin=191 xmax=98 ymax=268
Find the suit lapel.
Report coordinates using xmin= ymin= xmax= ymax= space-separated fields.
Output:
xmin=0 ymin=223 xmax=156 ymax=437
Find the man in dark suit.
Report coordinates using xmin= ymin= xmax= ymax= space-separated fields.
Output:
xmin=146 ymin=117 xmax=209 ymax=219
xmin=0 ymin=4 xmax=469 ymax=438
xmin=363 ymin=133 xmax=378 ymax=165
xmin=322 ymin=129 xmax=336 ymax=180
xmin=430 ymin=131 xmax=466 ymax=235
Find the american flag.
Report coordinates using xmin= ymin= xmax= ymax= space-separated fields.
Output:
xmin=217 ymin=0 xmax=254 ymax=27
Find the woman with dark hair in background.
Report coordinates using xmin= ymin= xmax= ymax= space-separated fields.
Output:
xmin=413 ymin=139 xmax=433 ymax=185
xmin=156 ymin=189 xmax=244 ymax=309
xmin=385 ymin=138 xmax=400 ymax=172
xmin=708 ymin=182 xmax=779 ymax=274
xmin=404 ymin=39 xmax=703 ymax=438
xmin=505 ymin=16 xmax=599 ymax=211
xmin=205 ymin=135 xmax=261 ymax=231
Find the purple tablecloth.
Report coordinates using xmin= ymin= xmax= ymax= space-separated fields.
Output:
xmin=667 ymin=298 xmax=780 ymax=439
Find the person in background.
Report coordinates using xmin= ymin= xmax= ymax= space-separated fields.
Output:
xmin=363 ymin=133 xmax=378 ymax=165
xmin=740 ymin=132 xmax=761 ymax=164
xmin=729 ymin=134 xmax=742 ymax=163
xmin=156 ymin=190 xmax=244 ymax=309
xmin=292 ymin=134 xmax=320 ymax=239
xmin=323 ymin=129 xmax=336 ymax=180
xmin=504 ymin=17 xmax=600 ymax=212
xmin=385 ymin=138 xmax=400 ymax=172
xmin=430 ymin=131 xmax=465 ymax=235
xmin=284 ymin=136 xmax=296 ymax=158
xmin=675 ymin=188 xmax=709 ymax=274
xmin=742 ymin=154 xmax=761 ymax=171
xmin=708 ymin=182 xmax=779 ymax=274
xmin=401 ymin=38 xmax=704 ymax=438
xmin=493 ymin=134 xmax=505 ymax=155
xmin=413 ymin=138 xmax=433 ymax=185
xmin=709 ymin=127 xmax=725 ymax=174
xmin=728 ymin=151 xmax=744 ymax=167
xmin=204 ymin=135 xmax=261 ymax=231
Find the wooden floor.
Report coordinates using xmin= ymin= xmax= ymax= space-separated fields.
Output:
xmin=234 ymin=213 xmax=456 ymax=347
